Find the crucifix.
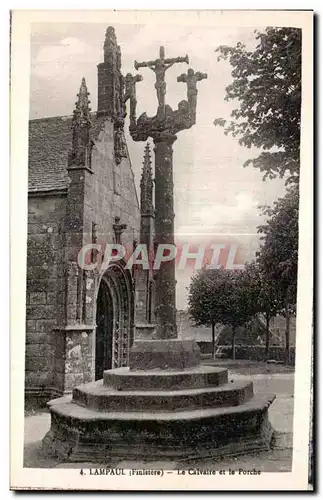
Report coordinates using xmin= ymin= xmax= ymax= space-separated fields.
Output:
xmin=134 ymin=46 xmax=188 ymax=117
xmin=129 ymin=47 xmax=207 ymax=340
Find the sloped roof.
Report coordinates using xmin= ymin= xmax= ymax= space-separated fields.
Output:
xmin=28 ymin=115 xmax=106 ymax=193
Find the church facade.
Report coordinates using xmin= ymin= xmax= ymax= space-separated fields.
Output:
xmin=26 ymin=27 xmax=155 ymax=406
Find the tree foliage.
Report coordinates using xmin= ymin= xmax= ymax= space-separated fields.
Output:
xmin=188 ymin=267 xmax=259 ymax=359
xmin=256 ymin=185 xmax=299 ymax=362
xmin=246 ymin=261 xmax=283 ymax=319
xmin=246 ymin=261 xmax=284 ymax=358
xmin=256 ymin=185 xmax=299 ymax=305
xmin=214 ymin=27 xmax=301 ymax=184
xmin=188 ymin=267 xmax=257 ymax=327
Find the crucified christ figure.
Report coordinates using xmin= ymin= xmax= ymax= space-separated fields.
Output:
xmin=134 ymin=46 xmax=189 ymax=112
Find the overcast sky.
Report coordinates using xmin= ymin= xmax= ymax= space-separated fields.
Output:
xmin=29 ymin=22 xmax=286 ymax=309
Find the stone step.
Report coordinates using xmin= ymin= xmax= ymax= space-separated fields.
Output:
xmin=48 ymin=392 xmax=275 ymax=422
xmin=103 ymin=365 xmax=228 ymax=391
xmin=43 ymin=393 xmax=276 ymax=462
xmin=72 ymin=379 xmax=253 ymax=412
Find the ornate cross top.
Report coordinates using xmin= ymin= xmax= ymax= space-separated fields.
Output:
xmin=113 ymin=216 xmax=127 ymax=245
xmin=177 ymin=68 xmax=207 ymax=125
xmin=177 ymin=68 xmax=207 ymax=97
xmin=134 ymin=46 xmax=189 ymax=114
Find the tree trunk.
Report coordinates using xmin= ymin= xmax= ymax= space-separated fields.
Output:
xmin=285 ymin=302 xmax=290 ymax=365
xmin=265 ymin=314 xmax=270 ymax=360
xmin=211 ymin=320 xmax=216 ymax=360
xmin=232 ymin=326 xmax=236 ymax=361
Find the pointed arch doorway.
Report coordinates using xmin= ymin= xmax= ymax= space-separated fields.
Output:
xmin=95 ymin=280 xmax=113 ymax=379
xmin=95 ymin=262 xmax=134 ymax=380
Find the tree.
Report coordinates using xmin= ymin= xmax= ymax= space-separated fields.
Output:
xmin=188 ymin=267 xmax=258 ymax=360
xmin=187 ymin=269 xmax=221 ymax=359
xmin=246 ymin=261 xmax=283 ymax=359
xmin=256 ymin=185 xmax=299 ymax=363
xmin=214 ymin=27 xmax=301 ymax=184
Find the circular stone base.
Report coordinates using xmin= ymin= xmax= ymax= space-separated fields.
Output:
xmin=103 ymin=365 xmax=229 ymax=390
xmin=42 ymin=393 xmax=276 ymax=463
xmin=42 ymin=359 xmax=276 ymax=464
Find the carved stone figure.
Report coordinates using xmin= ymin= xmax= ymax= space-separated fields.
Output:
xmin=114 ymin=119 xmax=127 ymax=164
xmin=177 ymin=68 xmax=207 ymax=124
xmin=134 ymin=46 xmax=188 ymax=115
xmin=113 ymin=216 xmax=127 ymax=245
xmin=124 ymin=73 xmax=143 ymax=127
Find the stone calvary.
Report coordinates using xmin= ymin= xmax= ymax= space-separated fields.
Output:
xmin=42 ymin=27 xmax=275 ymax=464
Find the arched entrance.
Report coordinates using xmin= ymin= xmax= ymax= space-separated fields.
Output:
xmin=95 ymin=262 xmax=134 ymax=380
xmin=95 ymin=280 xmax=113 ymax=379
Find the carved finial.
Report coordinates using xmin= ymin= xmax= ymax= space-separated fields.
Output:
xmin=104 ymin=26 xmax=117 ymax=63
xmin=74 ymin=77 xmax=91 ymax=122
xmin=140 ymin=142 xmax=154 ymax=216
xmin=68 ymin=78 xmax=92 ymax=167
xmin=141 ymin=143 xmax=152 ymax=181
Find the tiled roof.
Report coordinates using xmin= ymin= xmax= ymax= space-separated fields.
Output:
xmin=28 ymin=115 xmax=106 ymax=193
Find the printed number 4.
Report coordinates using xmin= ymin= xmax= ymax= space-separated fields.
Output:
xmin=80 ymin=469 xmax=84 ymax=475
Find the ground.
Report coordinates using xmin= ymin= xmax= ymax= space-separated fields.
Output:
xmin=203 ymin=358 xmax=295 ymax=375
xmin=24 ymin=361 xmax=294 ymax=472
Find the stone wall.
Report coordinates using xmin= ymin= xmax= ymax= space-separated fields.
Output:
xmin=198 ymin=342 xmax=296 ymax=365
xmin=53 ymin=118 xmax=140 ymax=396
xmin=26 ymin=118 xmax=141 ymax=406
xmin=85 ymin=119 xmax=140 ymax=249
xmin=25 ymin=194 xmax=66 ymax=406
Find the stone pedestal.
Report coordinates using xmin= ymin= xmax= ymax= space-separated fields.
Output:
xmin=129 ymin=339 xmax=200 ymax=370
xmin=134 ymin=324 xmax=157 ymax=340
xmin=53 ymin=325 xmax=95 ymax=394
xmin=42 ymin=342 xmax=276 ymax=463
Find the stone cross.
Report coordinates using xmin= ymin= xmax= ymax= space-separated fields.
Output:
xmin=134 ymin=46 xmax=188 ymax=116
xmin=177 ymin=68 xmax=207 ymax=94
xmin=129 ymin=47 xmax=207 ymax=340
xmin=177 ymin=68 xmax=207 ymax=124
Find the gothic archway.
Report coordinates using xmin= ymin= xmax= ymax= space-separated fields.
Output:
xmin=95 ymin=261 xmax=134 ymax=380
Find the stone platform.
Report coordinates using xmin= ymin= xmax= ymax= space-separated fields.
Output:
xmin=42 ymin=340 xmax=276 ymax=464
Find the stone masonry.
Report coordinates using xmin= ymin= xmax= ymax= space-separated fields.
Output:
xmin=26 ymin=29 xmax=142 ymax=407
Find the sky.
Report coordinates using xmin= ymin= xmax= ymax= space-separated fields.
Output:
xmin=29 ymin=22 xmax=287 ymax=309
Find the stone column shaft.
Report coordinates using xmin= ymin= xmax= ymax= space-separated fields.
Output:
xmin=153 ymin=134 xmax=177 ymax=339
